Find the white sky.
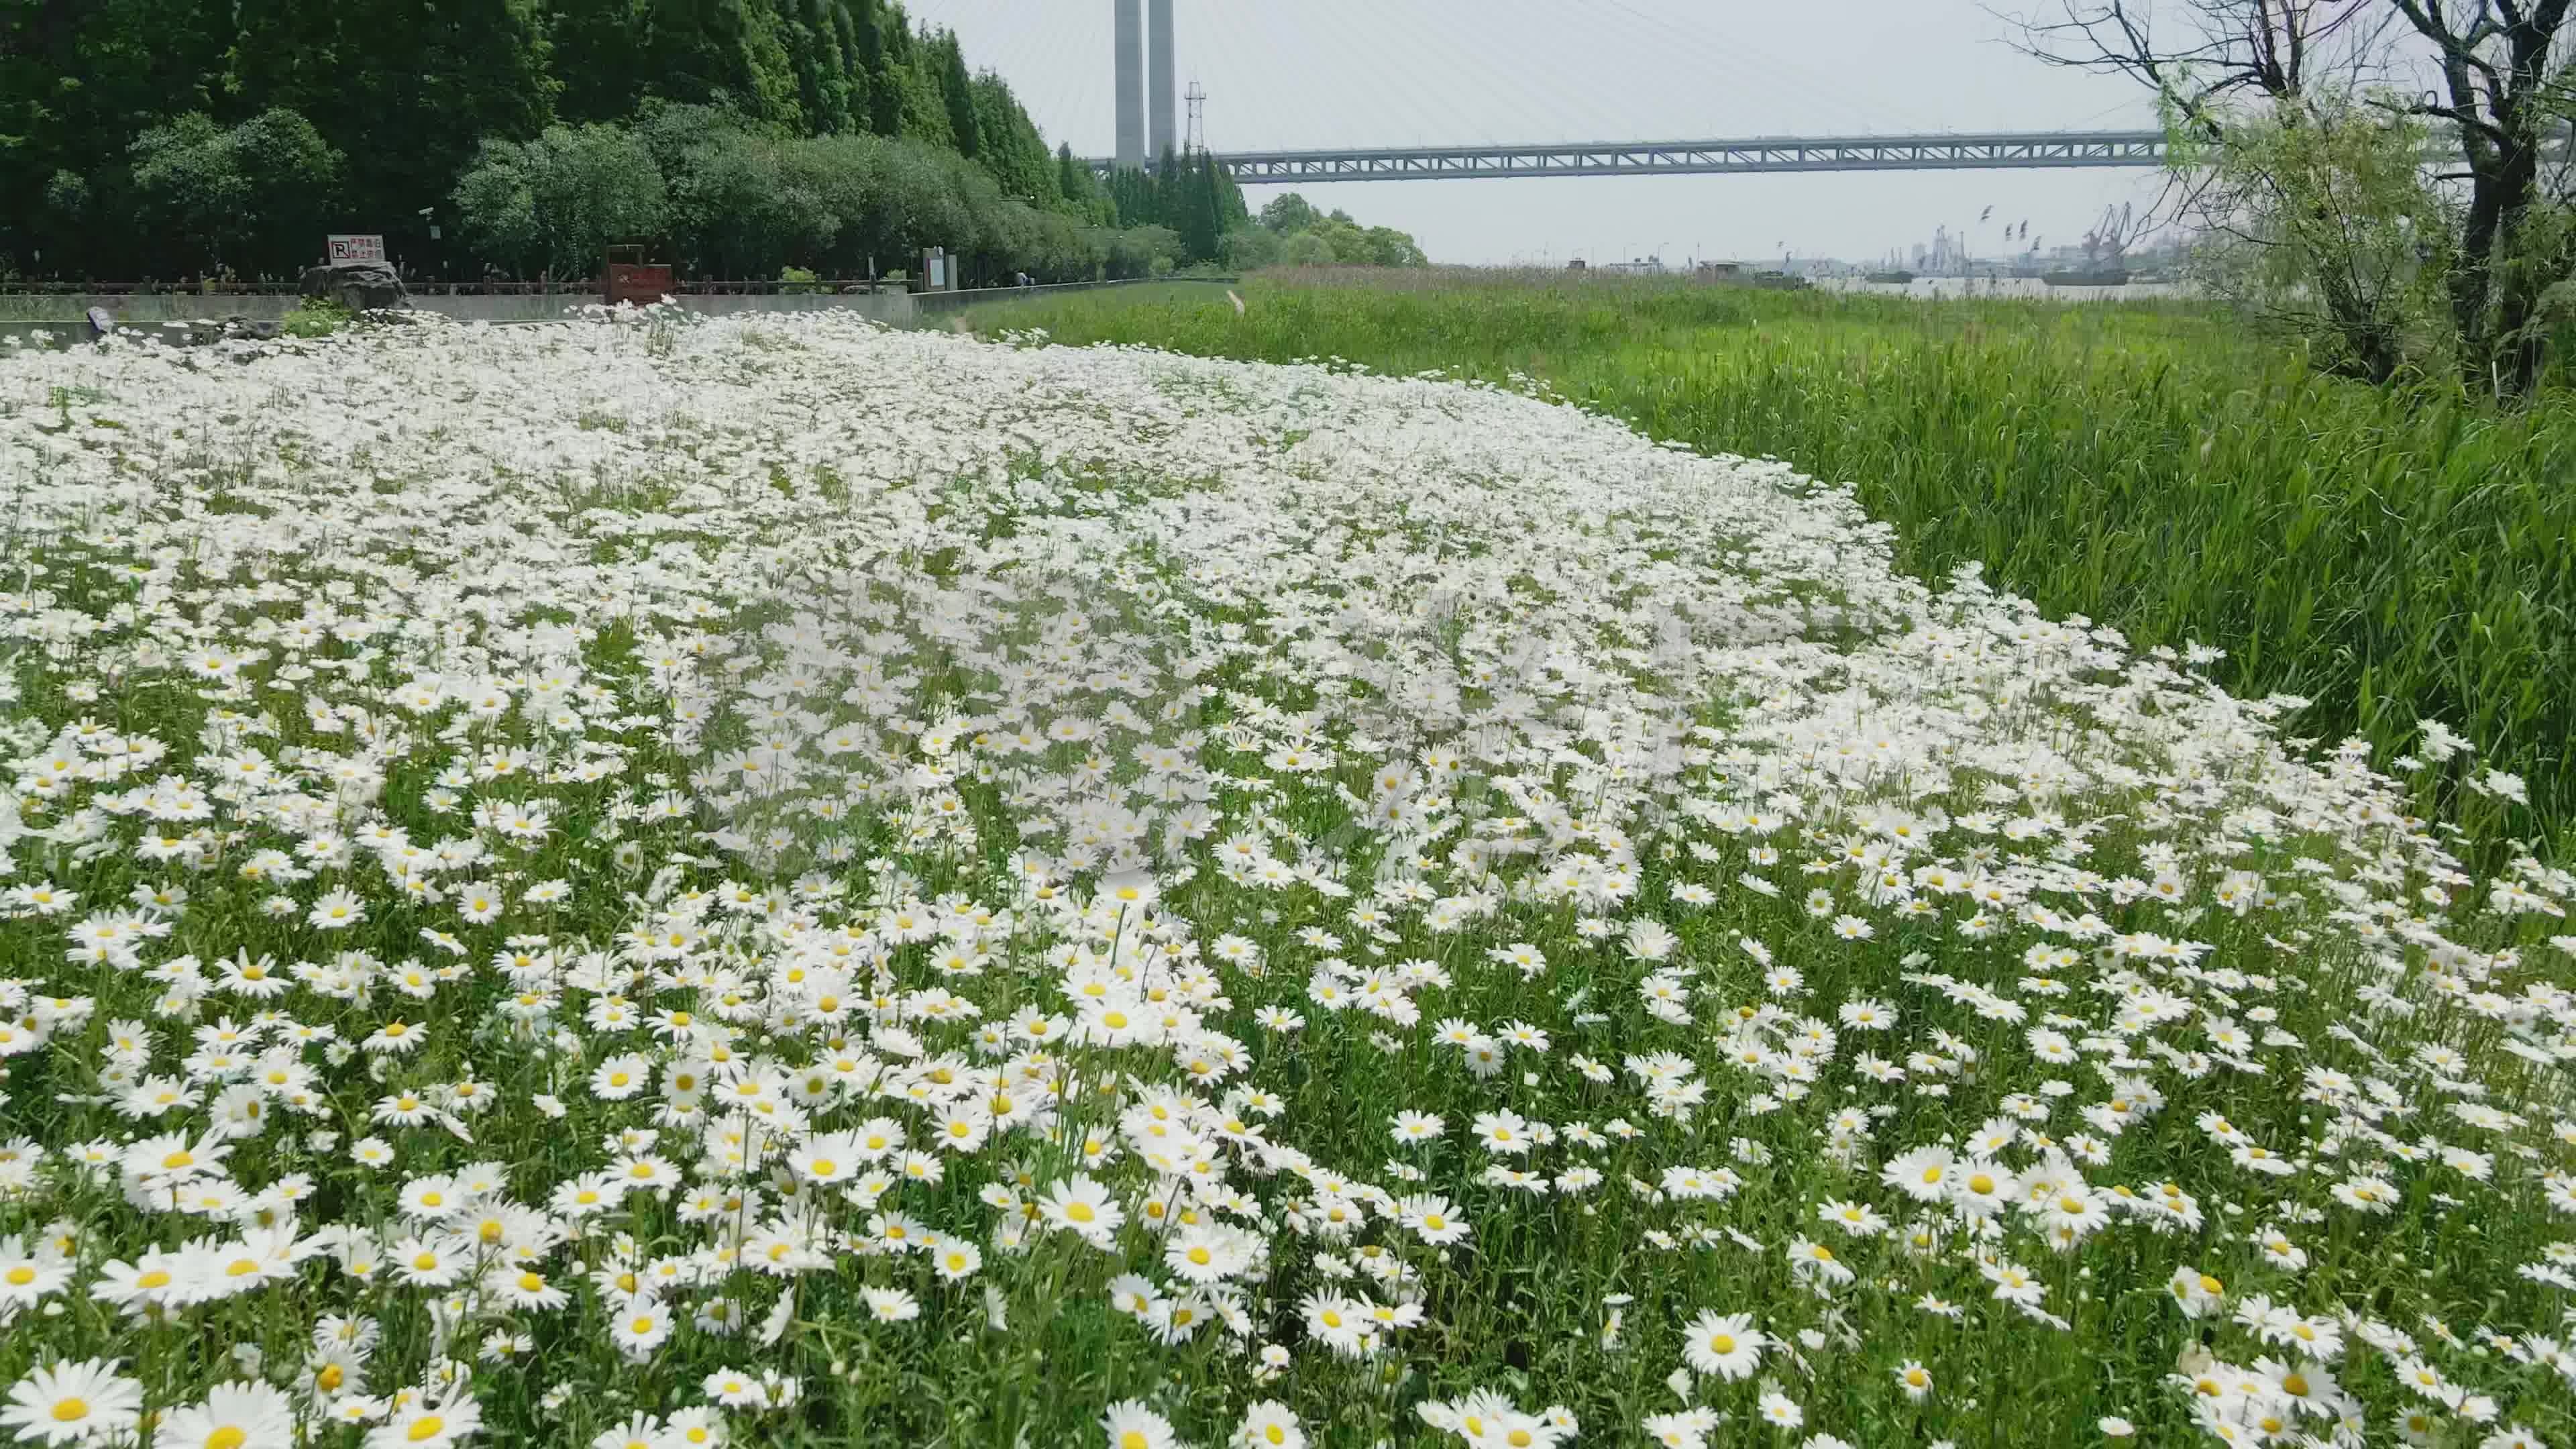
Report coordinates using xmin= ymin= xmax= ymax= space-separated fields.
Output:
xmin=900 ymin=0 xmax=2176 ymax=265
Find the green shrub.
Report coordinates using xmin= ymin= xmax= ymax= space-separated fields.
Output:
xmin=279 ymin=297 xmax=355 ymax=337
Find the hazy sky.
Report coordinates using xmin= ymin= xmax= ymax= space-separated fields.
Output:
xmin=898 ymin=0 xmax=2176 ymax=265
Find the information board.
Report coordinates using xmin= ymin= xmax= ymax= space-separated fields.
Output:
xmin=327 ymin=234 xmax=386 ymax=264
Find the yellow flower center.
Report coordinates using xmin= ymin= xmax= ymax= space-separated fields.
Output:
xmin=409 ymin=1417 xmax=445 ymax=1443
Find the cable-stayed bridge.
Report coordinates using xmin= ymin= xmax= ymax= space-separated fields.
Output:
xmin=1083 ymin=0 xmax=2166 ymax=184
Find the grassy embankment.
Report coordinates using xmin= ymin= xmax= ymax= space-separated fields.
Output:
xmin=959 ymin=270 xmax=2576 ymax=853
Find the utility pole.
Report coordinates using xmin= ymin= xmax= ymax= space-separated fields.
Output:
xmin=1185 ymin=80 xmax=1207 ymax=154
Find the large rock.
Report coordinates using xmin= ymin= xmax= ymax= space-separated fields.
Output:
xmin=299 ymin=259 xmax=409 ymax=311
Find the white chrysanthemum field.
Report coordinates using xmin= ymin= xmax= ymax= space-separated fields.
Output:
xmin=1 ymin=309 xmax=2571 ymax=1449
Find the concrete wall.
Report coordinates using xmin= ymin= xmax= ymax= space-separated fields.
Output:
xmin=0 ymin=289 xmax=917 ymax=329
xmin=1149 ymin=0 xmax=1177 ymax=159
xmin=1115 ymin=0 xmax=1146 ymax=169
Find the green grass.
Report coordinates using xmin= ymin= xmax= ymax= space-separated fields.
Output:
xmin=961 ymin=270 xmax=2576 ymax=851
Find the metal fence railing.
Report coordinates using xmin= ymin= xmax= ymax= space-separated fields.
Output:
xmin=0 ymin=280 xmax=892 ymax=299
xmin=0 ymin=276 xmax=1236 ymax=301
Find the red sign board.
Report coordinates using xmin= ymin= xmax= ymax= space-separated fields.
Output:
xmin=605 ymin=261 xmax=674 ymax=309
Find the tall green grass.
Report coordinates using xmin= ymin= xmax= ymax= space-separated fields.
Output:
xmin=965 ymin=272 xmax=2576 ymax=849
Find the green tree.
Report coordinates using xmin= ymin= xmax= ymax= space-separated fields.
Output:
xmin=1106 ymin=164 xmax=1157 ymax=228
xmin=780 ymin=0 xmax=855 ymax=133
xmin=127 ymin=107 xmax=345 ymax=276
xmin=1258 ymin=192 xmax=1320 ymax=234
xmin=661 ymin=120 xmax=836 ymax=274
xmin=452 ymin=121 xmax=667 ymax=277
xmin=547 ymin=0 xmax=649 ymax=123
xmin=1360 ymin=224 xmax=1427 ymax=268
xmin=637 ymin=0 xmax=754 ymax=113
xmin=0 ymin=0 xmax=232 ymax=272
xmin=1220 ymin=222 xmax=1283 ymax=270
xmin=1174 ymin=148 xmax=1222 ymax=262
xmin=969 ymin=72 xmax=1054 ymax=206
xmin=933 ymin=30 xmax=977 ymax=157
xmin=224 ymin=0 xmax=554 ymax=268
xmin=2171 ymin=95 xmax=2447 ymax=384
xmin=1056 ymin=142 xmax=1112 ymax=223
xmin=1105 ymin=222 xmax=1181 ymax=278
xmin=0 ymin=0 xmax=1397 ymax=284
xmin=2019 ymin=0 xmax=2576 ymax=399
xmin=1281 ymin=229 xmax=1336 ymax=266
xmin=852 ymin=0 xmax=898 ymax=135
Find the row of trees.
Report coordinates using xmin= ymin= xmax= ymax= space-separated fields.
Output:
xmin=1226 ymin=193 xmax=1432 ymax=271
xmin=2021 ymin=0 xmax=2576 ymax=400
xmin=0 ymin=0 xmax=1428 ymax=284
xmin=451 ymin=107 xmax=1208 ymax=284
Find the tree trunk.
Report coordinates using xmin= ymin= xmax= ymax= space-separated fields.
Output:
xmin=2319 ymin=265 xmax=2403 ymax=383
xmin=2448 ymin=137 xmax=2546 ymax=396
xmin=2400 ymin=0 xmax=2571 ymax=400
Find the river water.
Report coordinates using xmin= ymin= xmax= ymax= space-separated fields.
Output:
xmin=1817 ymin=277 xmax=2194 ymax=303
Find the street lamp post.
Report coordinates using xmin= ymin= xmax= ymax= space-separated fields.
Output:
xmin=417 ymin=206 xmax=440 ymax=285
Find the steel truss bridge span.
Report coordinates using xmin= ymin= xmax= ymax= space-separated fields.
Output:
xmin=1088 ymin=130 xmax=2169 ymax=183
